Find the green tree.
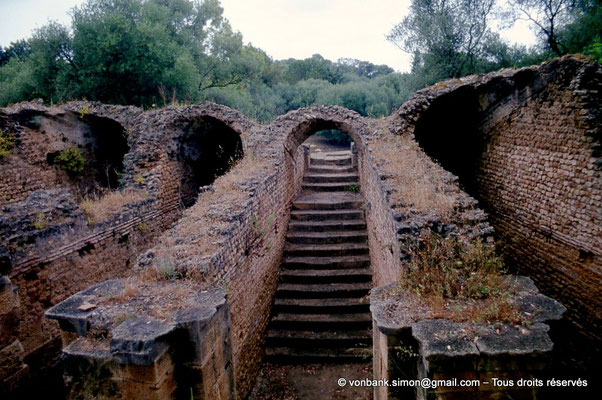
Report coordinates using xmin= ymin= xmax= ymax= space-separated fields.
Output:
xmin=559 ymin=0 xmax=602 ymax=61
xmin=506 ymin=0 xmax=576 ymax=56
xmin=388 ymin=0 xmax=499 ymax=82
xmin=0 ymin=22 xmax=74 ymax=105
xmin=0 ymin=40 xmax=31 ymax=66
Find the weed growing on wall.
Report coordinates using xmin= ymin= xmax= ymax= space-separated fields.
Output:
xmin=346 ymin=183 xmax=360 ymax=193
xmin=153 ymin=257 xmax=180 ymax=280
xmin=252 ymin=213 xmax=276 ymax=251
xmin=56 ymin=147 xmax=86 ymax=176
xmin=77 ymin=104 xmax=93 ymax=119
xmin=0 ymin=128 xmax=15 ymax=158
xmin=398 ymin=231 xmax=520 ymax=323
xmin=32 ymin=212 xmax=46 ymax=230
xmin=133 ymin=174 xmax=145 ymax=185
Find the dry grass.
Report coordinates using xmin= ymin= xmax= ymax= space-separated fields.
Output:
xmin=369 ymin=126 xmax=455 ymax=215
xmin=396 ymin=231 xmax=521 ymax=324
xmin=97 ymin=277 xmax=207 ymax=323
xmin=81 ymin=189 xmax=149 ymax=224
xmin=152 ymin=154 xmax=270 ymax=265
xmin=101 ymin=277 xmax=140 ymax=303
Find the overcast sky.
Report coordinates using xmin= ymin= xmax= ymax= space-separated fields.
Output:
xmin=0 ymin=0 xmax=536 ymax=72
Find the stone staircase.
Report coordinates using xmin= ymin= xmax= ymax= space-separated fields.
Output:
xmin=265 ymin=150 xmax=372 ymax=363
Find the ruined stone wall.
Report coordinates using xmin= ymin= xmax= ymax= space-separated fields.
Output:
xmin=10 ymin=206 xmax=179 ymax=354
xmin=360 ymin=142 xmax=401 ymax=287
xmin=0 ymin=103 xmax=142 ymax=205
xmin=371 ymin=278 xmax=567 ymax=400
xmin=392 ymin=56 xmax=601 ymax=360
xmin=197 ymin=160 xmax=303 ymax=397
xmin=42 ymin=106 xmax=378 ymax=399
xmin=0 ymin=102 xmax=255 ymax=396
xmin=477 ymin=67 xmax=601 ymax=346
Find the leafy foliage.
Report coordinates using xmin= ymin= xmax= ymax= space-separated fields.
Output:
xmin=402 ymin=232 xmax=506 ymax=300
xmin=388 ymin=0 xmax=500 ymax=84
xmin=315 ymin=129 xmax=352 ymax=145
xmin=0 ymin=129 xmax=15 ymax=158
xmin=0 ymin=0 xmax=599 ymax=118
xmin=55 ymin=147 xmax=87 ymax=176
xmin=506 ymin=0 xmax=575 ymax=56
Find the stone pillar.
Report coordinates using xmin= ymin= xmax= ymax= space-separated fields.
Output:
xmin=173 ymin=301 xmax=234 ymax=400
xmin=46 ymin=282 xmax=233 ymax=399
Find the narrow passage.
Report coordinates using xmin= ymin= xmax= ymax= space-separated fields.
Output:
xmin=251 ymin=144 xmax=373 ymax=399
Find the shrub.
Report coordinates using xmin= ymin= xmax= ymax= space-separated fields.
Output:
xmin=398 ymin=231 xmax=520 ymax=323
xmin=0 ymin=129 xmax=15 ymax=158
xmin=315 ymin=129 xmax=352 ymax=145
xmin=402 ymin=232 xmax=505 ymax=300
xmin=55 ymin=147 xmax=86 ymax=176
xmin=153 ymin=258 xmax=180 ymax=280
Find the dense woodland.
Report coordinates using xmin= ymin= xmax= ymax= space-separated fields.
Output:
xmin=0 ymin=0 xmax=600 ymax=122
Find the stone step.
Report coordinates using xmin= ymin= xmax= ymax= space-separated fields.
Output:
xmin=310 ymin=156 xmax=352 ymax=166
xmin=265 ymin=346 xmax=372 ymax=363
xmin=292 ymin=196 xmax=362 ymax=211
xmin=282 ymin=255 xmax=370 ymax=269
xmin=303 ymin=173 xmax=359 ymax=183
xmin=302 ymin=182 xmax=358 ymax=192
xmin=273 ymin=297 xmax=370 ymax=314
xmin=308 ymin=165 xmax=357 ymax=174
xmin=286 ymin=231 xmax=368 ymax=245
xmin=270 ymin=312 xmax=372 ymax=330
xmin=275 ymin=282 xmax=371 ymax=298
xmin=280 ymin=268 xmax=371 ymax=284
xmin=284 ymin=243 xmax=369 ymax=257
xmin=265 ymin=329 xmax=372 ymax=348
xmin=288 ymin=220 xmax=367 ymax=232
xmin=289 ymin=209 xmax=363 ymax=221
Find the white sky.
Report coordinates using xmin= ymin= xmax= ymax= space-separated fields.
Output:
xmin=0 ymin=0 xmax=537 ymax=72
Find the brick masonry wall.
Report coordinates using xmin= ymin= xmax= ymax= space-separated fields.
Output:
xmin=0 ymin=102 xmax=255 ymax=395
xmin=476 ymin=81 xmax=601 ymax=346
xmin=207 ymin=161 xmax=302 ymax=397
xmin=394 ymin=56 xmax=601 ymax=361
xmin=9 ymin=206 xmax=181 ymax=355
xmin=360 ymin=148 xmax=402 ymax=287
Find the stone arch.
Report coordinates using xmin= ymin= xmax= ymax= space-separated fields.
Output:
xmin=393 ymin=57 xmax=602 ymax=365
xmin=11 ymin=109 xmax=131 ymax=197
xmin=267 ymin=105 xmax=372 ymax=200
xmin=155 ymin=103 xmax=255 ymax=207
xmin=276 ymin=105 xmax=370 ymax=156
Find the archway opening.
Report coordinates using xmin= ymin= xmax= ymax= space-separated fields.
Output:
xmin=85 ymin=115 xmax=129 ymax=189
xmin=303 ymin=129 xmax=353 ymax=153
xmin=177 ymin=116 xmax=243 ymax=207
xmin=412 ymin=87 xmax=483 ymax=195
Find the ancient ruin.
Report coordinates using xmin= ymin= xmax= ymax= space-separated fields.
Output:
xmin=0 ymin=55 xmax=599 ymax=399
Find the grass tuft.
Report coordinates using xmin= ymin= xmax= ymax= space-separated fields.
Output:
xmin=81 ymin=189 xmax=148 ymax=224
xmin=398 ymin=231 xmax=520 ymax=324
xmin=370 ymin=129 xmax=455 ymax=215
xmin=0 ymin=128 xmax=16 ymax=159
